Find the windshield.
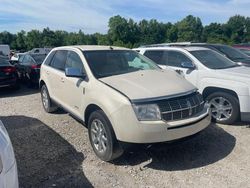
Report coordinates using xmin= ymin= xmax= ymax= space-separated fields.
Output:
xmin=83 ymin=50 xmax=160 ymax=78
xmin=215 ymin=45 xmax=249 ymax=60
xmin=190 ymin=50 xmax=238 ymax=69
xmin=239 ymin=49 xmax=250 ymax=56
xmin=31 ymin=54 xmax=47 ymax=64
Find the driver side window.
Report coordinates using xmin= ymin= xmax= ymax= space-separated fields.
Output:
xmin=167 ymin=51 xmax=192 ymax=67
xmin=65 ymin=51 xmax=85 ymax=73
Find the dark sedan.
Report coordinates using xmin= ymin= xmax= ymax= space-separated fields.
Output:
xmin=0 ymin=58 xmax=18 ymax=89
xmin=15 ymin=54 xmax=46 ymax=86
xmin=169 ymin=43 xmax=250 ymax=67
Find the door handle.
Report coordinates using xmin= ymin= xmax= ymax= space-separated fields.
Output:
xmin=61 ymin=77 xmax=65 ymax=83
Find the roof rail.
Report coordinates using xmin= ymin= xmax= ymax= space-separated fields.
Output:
xmin=168 ymin=42 xmax=207 ymax=46
xmin=139 ymin=43 xmax=170 ymax=48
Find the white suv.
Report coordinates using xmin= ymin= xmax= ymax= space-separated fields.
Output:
xmin=136 ymin=46 xmax=250 ymax=124
xmin=40 ymin=45 xmax=210 ymax=161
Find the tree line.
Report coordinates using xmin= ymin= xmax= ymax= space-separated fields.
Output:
xmin=0 ymin=14 xmax=250 ymax=51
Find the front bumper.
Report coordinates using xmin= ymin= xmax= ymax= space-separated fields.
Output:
xmin=110 ymin=105 xmax=211 ymax=143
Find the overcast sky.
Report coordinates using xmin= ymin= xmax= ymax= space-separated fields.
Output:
xmin=0 ymin=0 xmax=249 ymax=34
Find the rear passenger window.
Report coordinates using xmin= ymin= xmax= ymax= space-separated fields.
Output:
xmin=65 ymin=51 xmax=84 ymax=71
xmin=144 ymin=50 xmax=166 ymax=65
xmin=50 ymin=50 xmax=67 ymax=71
xmin=167 ymin=51 xmax=192 ymax=67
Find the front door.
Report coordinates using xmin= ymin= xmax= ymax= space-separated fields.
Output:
xmin=61 ymin=50 xmax=88 ymax=117
xmin=165 ymin=50 xmax=198 ymax=86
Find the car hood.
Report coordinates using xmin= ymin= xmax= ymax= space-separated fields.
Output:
xmin=99 ymin=69 xmax=196 ymax=101
xmin=217 ymin=66 xmax=250 ymax=79
xmin=214 ymin=66 xmax=250 ymax=87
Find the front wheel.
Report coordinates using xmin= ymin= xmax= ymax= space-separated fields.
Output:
xmin=88 ymin=110 xmax=123 ymax=161
xmin=206 ymin=92 xmax=240 ymax=124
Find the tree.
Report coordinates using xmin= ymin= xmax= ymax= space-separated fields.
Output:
xmin=202 ymin=23 xmax=229 ymax=43
xmin=15 ymin=31 xmax=27 ymax=51
xmin=226 ymin=15 xmax=247 ymax=43
xmin=26 ymin=30 xmax=43 ymax=49
xmin=176 ymin=15 xmax=203 ymax=42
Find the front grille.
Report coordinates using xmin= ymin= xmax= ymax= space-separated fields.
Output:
xmin=157 ymin=92 xmax=205 ymax=122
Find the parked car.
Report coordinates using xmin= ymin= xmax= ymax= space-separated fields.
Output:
xmin=0 ymin=45 xmax=10 ymax=59
xmin=233 ymin=44 xmax=250 ymax=57
xmin=136 ymin=46 xmax=250 ymax=124
xmin=15 ymin=54 xmax=46 ymax=86
xmin=0 ymin=57 xmax=18 ymax=89
xmin=0 ymin=120 xmax=19 ymax=188
xmin=28 ymin=48 xmax=52 ymax=55
xmin=40 ymin=45 xmax=210 ymax=161
xmin=10 ymin=53 xmax=25 ymax=63
xmin=161 ymin=42 xmax=250 ymax=67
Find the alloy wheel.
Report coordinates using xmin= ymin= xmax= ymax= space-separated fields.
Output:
xmin=210 ymin=97 xmax=233 ymax=121
xmin=90 ymin=119 xmax=108 ymax=154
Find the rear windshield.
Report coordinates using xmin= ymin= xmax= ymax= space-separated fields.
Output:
xmin=190 ymin=50 xmax=238 ymax=69
xmin=31 ymin=54 xmax=47 ymax=64
xmin=83 ymin=50 xmax=160 ymax=78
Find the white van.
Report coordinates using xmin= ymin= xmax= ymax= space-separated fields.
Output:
xmin=0 ymin=45 xmax=10 ymax=58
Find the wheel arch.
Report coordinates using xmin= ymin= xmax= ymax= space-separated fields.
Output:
xmin=39 ymin=80 xmax=46 ymax=89
xmin=84 ymin=104 xmax=104 ymax=125
xmin=202 ymin=87 xmax=239 ymax=101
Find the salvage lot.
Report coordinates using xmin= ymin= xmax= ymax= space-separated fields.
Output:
xmin=0 ymin=86 xmax=250 ymax=188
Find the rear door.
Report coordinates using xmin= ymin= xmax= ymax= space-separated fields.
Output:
xmin=143 ymin=50 xmax=167 ymax=69
xmin=47 ymin=50 xmax=68 ymax=105
xmin=16 ymin=55 xmax=32 ymax=80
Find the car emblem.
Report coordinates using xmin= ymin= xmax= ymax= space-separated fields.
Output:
xmin=187 ymin=100 xmax=192 ymax=116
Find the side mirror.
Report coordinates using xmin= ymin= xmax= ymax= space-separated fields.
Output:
xmin=65 ymin=67 xmax=86 ymax=78
xmin=181 ymin=62 xmax=196 ymax=69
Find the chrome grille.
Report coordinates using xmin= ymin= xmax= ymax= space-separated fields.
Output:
xmin=157 ymin=92 xmax=204 ymax=122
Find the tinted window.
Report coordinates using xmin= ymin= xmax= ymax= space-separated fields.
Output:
xmin=21 ymin=55 xmax=35 ymax=65
xmin=50 ymin=50 xmax=67 ymax=71
xmin=214 ymin=45 xmax=249 ymax=60
xmin=18 ymin=54 xmax=25 ymax=62
xmin=83 ymin=50 xmax=159 ymax=78
xmin=144 ymin=50 xmax=166 ymax=65
xmin=31 ymin=54 xmax=46 ymax=64
xmin=167 ymin=51 xmax=192 ymax=67
xmin=0 ymin=57 xmax=9 ymax=65
xmin=65 ymin=51 xmax=84 ymax=71
xmin=190 ymin=50 xmax=238 ymax=69
xmin=239 ymin=49 xmax=250 ymax=56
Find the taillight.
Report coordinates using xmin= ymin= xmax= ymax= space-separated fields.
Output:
xmin=2 ymin=66 xmax=16 ymax=73
xmin=31 ymin=64 xmax=41 ymax=69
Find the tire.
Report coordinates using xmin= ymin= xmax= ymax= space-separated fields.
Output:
xmin=88 ymin=110 xmax=123 ymax=161
xmin=41 ymin=84 xmax=58 ymax=113
xmin=206 ymin=92 xmax=240 ymax=124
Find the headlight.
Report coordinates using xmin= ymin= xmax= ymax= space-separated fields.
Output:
xmin=0 ymin=156 xmax=3 ymax=174
xmin=133 ymin=104 xmax=161 ymax=121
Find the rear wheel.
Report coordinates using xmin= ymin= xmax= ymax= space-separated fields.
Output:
xmin=88 ymin=110 xmax=123 ymax=161
xmin=206 ymin=92 xmax=240 ymax=124
xmin=41 ymin=84 xmax=58 ymax=113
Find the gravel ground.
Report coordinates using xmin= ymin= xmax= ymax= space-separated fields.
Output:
xmin=0 ymin=86 xmax=250 ymax=188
